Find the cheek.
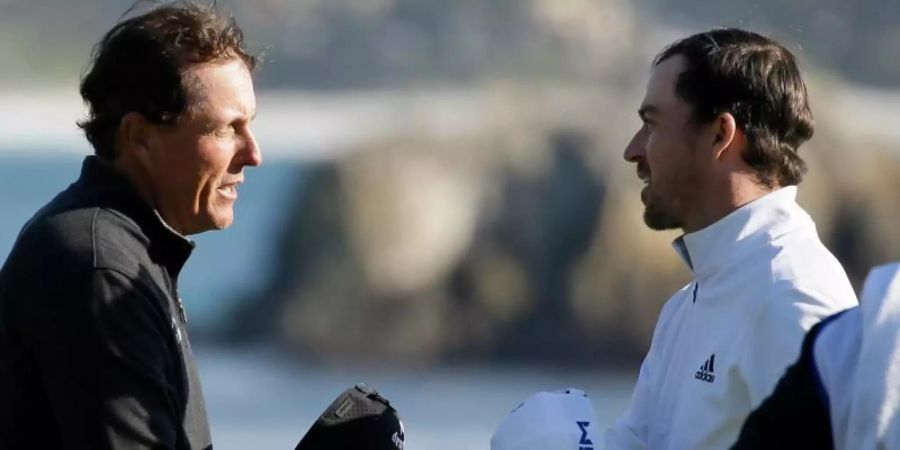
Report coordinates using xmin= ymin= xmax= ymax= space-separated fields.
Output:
xmin=198 ymin=144 xmax=237 ymax=200
xmin=148 ymin=145 xmax=198 ymax=191
xmin=646 ymin=129 xmax=689 ymax=176
xmin=644 ymin=133 xmax=669 ymax=174
xmin=193 ymin=140 xmax=229 ymax=177
xmin=160 ymin=143 xmax=223 ymax=206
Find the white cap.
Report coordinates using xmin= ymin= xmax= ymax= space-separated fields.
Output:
xmin=491 ymin=388 xmax=599 ymax=450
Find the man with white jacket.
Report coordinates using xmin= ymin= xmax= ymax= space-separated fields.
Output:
xmin=732 ymin=262 xmax=900 ymax=450
xmin=604 ymin=28 xmax=858 ymax=450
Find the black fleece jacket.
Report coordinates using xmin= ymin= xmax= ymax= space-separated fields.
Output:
xmin=0 ymin=156 xmax=211 ymax=449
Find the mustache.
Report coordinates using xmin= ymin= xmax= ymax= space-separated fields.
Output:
xmin=637 ymin=162 xmax=651 ymax=180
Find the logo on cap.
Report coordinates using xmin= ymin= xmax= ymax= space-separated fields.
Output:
xmin=392 ymin=420 xmax=405 ymax=449
xmin=577 ymin=421 xmax=593 ymax=450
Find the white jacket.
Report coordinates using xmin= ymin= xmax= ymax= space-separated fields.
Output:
xmin=604 ymin=186 xmax=858 ymax=450
xmin=814 ymin=262 xmax=900 ymax=450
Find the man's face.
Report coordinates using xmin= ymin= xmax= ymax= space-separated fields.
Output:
xmin=623 ymin=55 xmax=711 ymax=231
xmin=144 ymin=58 xmax=261 ymax=235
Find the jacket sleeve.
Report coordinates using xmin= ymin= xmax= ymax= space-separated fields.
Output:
xmin=738 ymin=281 xmax=852 ymax=406
xmin=730 ymin=317 xmax=836 ymax=450
xmin=25 ymin=267 xmax=184 ymax=449
xmin=602 ymin=292 xmax=687 ymax=450
xmin=602 ymin=350 xmax=653 ymax=450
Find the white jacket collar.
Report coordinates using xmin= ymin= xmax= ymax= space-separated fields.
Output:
xmin=672 ymin=186 xmax=811 ymax=278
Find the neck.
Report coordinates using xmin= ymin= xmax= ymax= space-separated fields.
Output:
xmin=109 ymin=154 xmax=151 ymax=201
xmin=681 ymin=174 xmax=775 ymax=233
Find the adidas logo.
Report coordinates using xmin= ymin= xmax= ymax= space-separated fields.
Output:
xmin=694 ymin=354 xmax=716 ymax=383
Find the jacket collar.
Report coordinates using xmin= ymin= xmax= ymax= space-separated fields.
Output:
xmin=672 ymin=186 xmax=812 ymax=279
xmin=77 ymin=155 xmax=195 ymax=278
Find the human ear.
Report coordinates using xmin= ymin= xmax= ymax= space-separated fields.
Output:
xmin=712 ymin=112 xmax=739 ymax=160
xmin=118 ymin=112 xmax=154 ymax=163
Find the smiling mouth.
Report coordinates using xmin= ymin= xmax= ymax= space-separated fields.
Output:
xmin=217 ymin=184 xmax=239 ymax=200
xmin=637 ymin=162 xmax=651 ymax=185
xmin=637 ymin=167 xmax=650 ymax=204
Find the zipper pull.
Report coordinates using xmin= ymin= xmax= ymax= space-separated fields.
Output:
xmin=176 ymin=297 xmax=188 ymax=324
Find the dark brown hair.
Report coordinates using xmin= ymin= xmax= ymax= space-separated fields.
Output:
xmin=655 ymin=28 xmax=813 ymax=187
xmin=78 ymin=1 xmax=257 ymax=159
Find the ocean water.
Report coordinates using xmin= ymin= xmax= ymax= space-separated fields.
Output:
xmin=0 ymin=153 xmax=636 ymax=449
xmin=197 ymin=345 xmax=635 ymax=450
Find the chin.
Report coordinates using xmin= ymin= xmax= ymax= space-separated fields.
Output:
xmin=207 ymin=217 xmax=234 ymax=231
xmin=643 ymin=198 xmax=682 ymax=231
xmin=212 ymin=213 xmax=235 ymax=230
xmin=206 ymin=205 xmax=235 ymax=229
xmin=186 ymin=214 xmax=233 ymax=235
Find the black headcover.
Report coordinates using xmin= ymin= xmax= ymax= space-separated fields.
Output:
xmin=295 ymin=383 xmax=405 ymax=450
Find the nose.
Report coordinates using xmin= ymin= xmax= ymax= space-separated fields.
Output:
xmin=623 ymin=128 xmax=646 ymax=163
xmin=241 ymin=127 xmax=263 ymax=167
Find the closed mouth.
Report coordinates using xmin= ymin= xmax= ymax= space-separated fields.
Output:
xmin=638 ymin=171 xmax=650 ymax=185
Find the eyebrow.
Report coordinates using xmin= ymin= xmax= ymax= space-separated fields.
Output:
xmin=227 ymin=109 xmax=256 ymax=123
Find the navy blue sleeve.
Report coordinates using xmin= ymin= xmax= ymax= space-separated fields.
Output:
xmin=730 ymin=317 xmax=836 ymax=450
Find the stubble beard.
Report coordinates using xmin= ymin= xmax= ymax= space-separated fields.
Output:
xmin=642 ymin=187 xmax=683 ymax=231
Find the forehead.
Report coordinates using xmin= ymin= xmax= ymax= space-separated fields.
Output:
xmin=642 ymin=55 xmax=688 ymax=113
xmin=186 ymin=59 xmax=255 ymax=116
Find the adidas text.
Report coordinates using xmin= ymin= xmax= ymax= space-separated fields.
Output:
xmin=695 ymin=354 xmax=716 ymax=383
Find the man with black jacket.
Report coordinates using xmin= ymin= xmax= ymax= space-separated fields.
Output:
xmin=0 ymin=3 xmax=261 ymax=449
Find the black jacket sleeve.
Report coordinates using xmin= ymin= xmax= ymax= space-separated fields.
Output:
xmin=26 ymin=267 xmax=185 ymax=449
xmin=730 ymin=317 xmax=836 ymax=450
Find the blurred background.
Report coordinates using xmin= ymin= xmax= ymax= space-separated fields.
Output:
xmin=1 ymin=0 xmax=899 ymax=448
